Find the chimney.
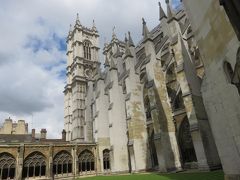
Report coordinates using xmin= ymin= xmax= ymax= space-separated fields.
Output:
xmin=40 ymin=129 xmax=47 ymax=139
xmin=31 ymin=129 xmax=35 ymax=141
xmin=62 ymin=129 xmax=66 ymax=141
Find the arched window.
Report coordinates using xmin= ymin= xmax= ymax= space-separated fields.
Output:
xmin=223 ymin=61 xmax=234 ymax=83
xmin=103 ymin=149 xmax=110 ymax=170
xmin=0 ymin=153 xmax=16 ymax=180
xmin=79 ymin=150 xmax=95 ymax=173
xmin=173 ymin=90 xmax=184 ymax=111
xmin=149 ymin=131 xmax=159 ymax=167
xmin=22 ymin=152 xmax=46 ymax=179
xmin=53 ymin=151 xmax=72 ymax=176
xmin=178 ymin=118 xmax=197 ymax=164
xmin=83 ymin=41 xmax=92 ymax=60
xmin=144 ymin=96 xmax=151 ymax=120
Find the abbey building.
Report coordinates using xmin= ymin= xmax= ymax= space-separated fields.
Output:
xmin=0 ymin=0 xmax=240 ymax=180
xmin=64 ymin=0 xmax=222 ymax=174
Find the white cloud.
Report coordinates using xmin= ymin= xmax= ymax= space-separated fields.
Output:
xmin=0 ymin=0 xmax=168 ymax=138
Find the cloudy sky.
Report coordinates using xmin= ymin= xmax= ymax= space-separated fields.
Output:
xmin=0 ymin=0 xmax=180 ymax=138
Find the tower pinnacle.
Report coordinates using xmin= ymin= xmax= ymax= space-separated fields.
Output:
xmin=92 ymin=19 xmax=97 ymax=31
xmin=159 ymin=2 xmax=167 ymax=20
xmin=112 ymin=26 xmax=117 ymax=40
xmin=142 ymin=18 xmax=150 ymax=39
xmin=166 ymin=0 xmax=173 ymax=20
xmin=75 ymin=13 xmax=81 ymax=26
xmin=128 ymin=31 xmax=135 ymax=47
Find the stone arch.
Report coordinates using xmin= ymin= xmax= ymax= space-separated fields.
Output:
xmin=147 ymin=128 xmax=159 ymax=168
xmin=223 ymin=61 xmax=234 ymax=83
xmin=178 ymin=117 xmax=197 ymax=166
xmin=103 ymin=149 xmax=110 ymax=171
xmin=53 ymin=150 xmax=72 ymax=176
xmin=172 ymin=89 xmax=185 ymax=111
xmin=0 ymin=152 xmax=16 ymax=180
xmin=78 ymin=149 xmax=95 ymax=173
xmin=22 ymin=151 xmax=46 ymax=179
xmin=144 ymin=95 xmax=151 ymax=120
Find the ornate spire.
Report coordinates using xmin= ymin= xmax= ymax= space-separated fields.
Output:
xmin=68 ymin=24 xmax=72 ymax=36
xmin=166 ymin=0 xmax=173 ymax=20
xmin=92 ymin=19 xmax=97 ymax=31
xmin=159 ymin=2 xmax=167 ymax=20
xmin=124 ymin=33 xmax=128 ymax=43
xmin=112 ymin=26 xmax=117 ymax=40
xmin=75 ymin=13 xmax=81 ymax=25
xmin=142 ymin=18 xmax=150 ymax=39
xmin=128 ymin=31 xmax=135 ymax=47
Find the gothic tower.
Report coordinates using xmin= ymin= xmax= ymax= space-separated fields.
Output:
xmin=64 ymin=14 xmax=100 ymax=142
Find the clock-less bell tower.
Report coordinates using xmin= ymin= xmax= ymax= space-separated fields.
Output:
xmin=64 ymin=14 xmax=100 ymax=142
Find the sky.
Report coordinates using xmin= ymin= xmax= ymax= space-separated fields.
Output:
xmin=0 ymin=0 xmax=180 ymax=138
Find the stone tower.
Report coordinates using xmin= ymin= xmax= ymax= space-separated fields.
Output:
xmin=64 ymin=14 xmax=100 ymax=142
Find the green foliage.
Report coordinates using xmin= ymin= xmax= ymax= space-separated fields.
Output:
xmin=78 ymin=171 xmax=224 ymax=180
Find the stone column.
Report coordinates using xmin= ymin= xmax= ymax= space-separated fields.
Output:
xmin=16 ymin=144 xmax=24 ymax=180
xmin=48 ymin=145 xmax=53 ymax=179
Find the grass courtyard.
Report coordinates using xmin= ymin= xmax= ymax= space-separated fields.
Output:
xmin=79 ymin=171 xmax=224 ymax=180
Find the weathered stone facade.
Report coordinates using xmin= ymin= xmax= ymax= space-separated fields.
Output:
xmin=3 ymin=1 xmax=240 ymax=179
xmin=65 ymin=0 xmax=222 ymax=175
xmin=182 ymin=0 xmax=240 ymax=179
xmin=0 ymin=142 xmax=97 ymax=180
xmin=0 ymin=118 xmax=28 ymax=134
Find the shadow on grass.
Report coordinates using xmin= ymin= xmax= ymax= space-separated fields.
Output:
xmin=80 ymin=171 xmax=224 ymax=180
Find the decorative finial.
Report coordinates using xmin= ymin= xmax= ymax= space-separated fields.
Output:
xmin=142 ymin=18 xmax=150 ymax=38
xmin=125 ymin=33 xmax=128 ymax=43
xmin=76 ymin=13 xmax=81 ymax=25
xmin=128 ymin=31 xmax=135 ymax=47
xmin=112 ymin=26 xmax=117 ymax=39
xmin=166 ymin=0 xmax=173 ymax=20
xmin=92 ymin=19 xmax=97 ymax=31
xmin=159 ymin=1 xmax=167 ymax=20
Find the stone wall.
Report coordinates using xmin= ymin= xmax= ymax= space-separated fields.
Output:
xmin=182 ymin=0 xmax=240 ymax=179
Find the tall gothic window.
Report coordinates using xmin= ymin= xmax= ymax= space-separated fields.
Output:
xmin=178 ymin=118 xmax=197 ymax=164
xmin=103 ymin=149 xmax=110 ymax=170
xmin=53 ymin=151 xmax=72 ymax=176
xmin=0 ymin=153 xmax=16 ymax=179
xmin=83 ymin=41 xmax=92 ymax=60
xmin=79 ymin=150 xmax=95 ymax=173
xmin=22 ymin=152 xmax=46 ymax=179
xmin=144 ymin=96 xmax=151 ymax=120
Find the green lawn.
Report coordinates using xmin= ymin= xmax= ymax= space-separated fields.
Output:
xmin=79 ymin=171 xmax=224 ymax=180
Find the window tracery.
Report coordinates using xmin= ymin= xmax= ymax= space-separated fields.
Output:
xmin=0 ymin=153 xmax=16 ymax=180
xmin=53 ymin=151 xmax=72 ymax=176
xmin=79 ymin=150 xmax=95 ymax=173
xmin=22 ymin=152 xmax=46 ymax=179
xmin=83 ymin=41 xmax=92 ymax=60
xmin=103 ymin=149 xmax=110 ymax=170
